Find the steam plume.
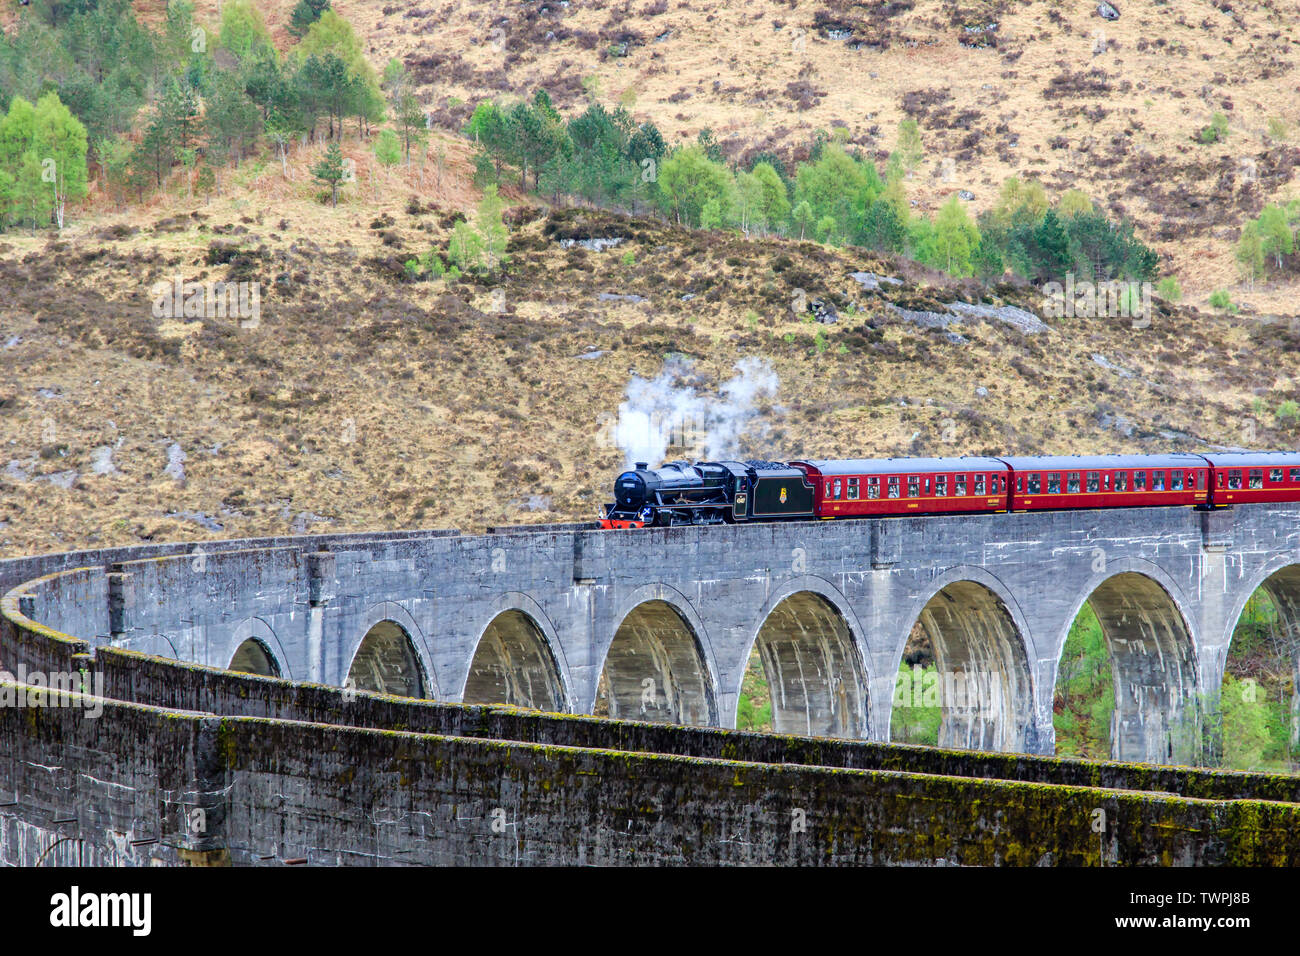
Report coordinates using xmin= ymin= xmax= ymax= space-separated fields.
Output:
xmin=615 ymin=357 xmax=779 ymax=468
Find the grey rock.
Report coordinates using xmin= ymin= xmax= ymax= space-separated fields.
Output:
xmin=165 ymin=510 xmax=224 ymax=532
xmin=562 ymin=237 xmax=625 ymax=252
xmin=1091 ymin=353 xmax=1135 ymax=378
xmin=91 ymin=446 xmax=119 ymax=476
xmin=43 ymin=470 xmax=78 ymax=489
xmin=164 ymin=442 xmax=186 ymax=483
xmin=946 ymin=300 xmax=1049 ymax=334
xmin=889 ymin=304 xmax=954 ymax=330
xmin=810 ymin=298 xmax=839 ymax=323
xmin=850 ymin=271 xmax=904 ymax=291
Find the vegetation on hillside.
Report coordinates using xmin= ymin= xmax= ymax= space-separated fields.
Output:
xmin=0 ymin=0 xmax=1181 ymax=292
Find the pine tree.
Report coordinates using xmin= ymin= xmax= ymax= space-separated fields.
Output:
xmin=161 ymin=78 xmax=201 ymax=152
xmin=373 ymin=129 xmax=401 ymax=166
xmin=1031 ymin=207 xmax=1071 ymax=281
xmin=288 ymin=0 xmax=331 ymax=38
xmin=312 ymin=140 xmax=346 ymax=206
xmin=133 ymin=111 xmax=176 ymax=188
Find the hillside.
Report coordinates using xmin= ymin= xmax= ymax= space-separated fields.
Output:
xmin=2 ymin=129 xmax=1299 ymax=556
xmin=2 ymin=0 xmax=1300 ymax=557
xmin=342 ymin=0 xmax=1300 ymax=309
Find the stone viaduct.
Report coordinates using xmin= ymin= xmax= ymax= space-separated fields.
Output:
xmin=7 ymin=502 xmax=1300 ymax=767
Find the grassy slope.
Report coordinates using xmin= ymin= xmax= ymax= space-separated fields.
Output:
xmin=2 ymin=0 xmax=1300 ymax=556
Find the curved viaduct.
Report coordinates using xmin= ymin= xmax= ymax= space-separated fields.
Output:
xmin=6 ymin=503 xmax=1300 ymax=767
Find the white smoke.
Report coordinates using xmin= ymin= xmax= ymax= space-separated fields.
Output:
xmin=615 ymin=357 xmax=780 ymax=468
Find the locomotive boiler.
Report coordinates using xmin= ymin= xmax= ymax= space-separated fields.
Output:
xmin=600 ymin=460 xmax=815 ymax=528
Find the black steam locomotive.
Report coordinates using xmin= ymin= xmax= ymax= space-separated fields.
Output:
xmin=600 ymin=460 xmax=815 ymax=528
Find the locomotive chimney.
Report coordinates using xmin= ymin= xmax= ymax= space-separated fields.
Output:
xmin=636 ymin=461 xmax=649 ymax=470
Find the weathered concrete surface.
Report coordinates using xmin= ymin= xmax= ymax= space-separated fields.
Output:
xmin=5 ymin=504 xmax=1300 ymax=765
xmin=84 ymin=650 xmax=1300 ymax=805
xmin=3 ymin=679 xmax=1298 ymax=867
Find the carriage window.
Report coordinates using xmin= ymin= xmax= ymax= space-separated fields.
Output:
xmin=1086 ymin=472 xmax=1100 ymax=493
xmin=826 ymin=480 xmax=834 ymax=498
xmin=848 ymin=478 xmax=859 ymax=500
xmin=1271 ymin=468 xmax=1283 ymax=483
xmin=908 ymin=477 xmax=920 ymax=497
xmin=1197 ymin=470 xmax=1207 ymax=490
xmin=1171 ymin=470 xmax=1184 ymax=491
xmin=1228 ymin=470 xmax=1242 ymax=490
xmin=1250 ymin=469 xmax=1264 ymax=489
xmin=1016 ymin=477 xmax=1023 ymax=493
xmin=1027 ymin=474 xmax=1041 ymax=494
xmin=1291 ymin=468 xmax=1300 ymax=482
xmin=1115 ymin=471 xmax=1127 ymax=492
xmin=955 ymin=475 xmax=967 ymax=496
xmin=888 ymin=477 xmax=900 ymax=498
xmin=1067 ymin=472 xmax=1081 ymax=493
xmin=935 ymin=476 xmax=947 ymax=496
xmin=974 ymin=474 xmax=986 ymax=495
xmin=833 ymin=479 xmax=842 ymax=499
xmin=1152 ymin=471 xmax=1165 ymax=491
xmin=868 ymin=477 xmax=880 ymax=499
xmin=1134 ymin=471 xmax=1147 ymax=490
xmin=1047 ymin=473 xmax=1061 ymax=494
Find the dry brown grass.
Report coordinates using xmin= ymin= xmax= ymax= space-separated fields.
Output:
xmin=2 ymin=0 xmax=1299 ymax=557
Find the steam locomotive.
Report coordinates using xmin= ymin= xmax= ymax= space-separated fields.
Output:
xmin=599 ymin=452 xmax=1300 ymax=529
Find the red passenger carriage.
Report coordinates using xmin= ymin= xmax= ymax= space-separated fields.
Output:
xmin=791 ymin=458 xmax=1010 ymax=518
xmin=1200 ymin=452 xmax=1300 ymax=505
xmin=997 ymin=454 xmax=1210 ymax=511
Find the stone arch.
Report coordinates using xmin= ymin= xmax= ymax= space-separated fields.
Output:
xmin=1221 ymin=561 xmax=1300 ymax=763
xmin=345 ymin=619 xmax=429 ymax=699
xmin=898 ymin=572 xmax=1034 ymax=754
xmin=463 ymin=594 xmax=567 ymax=712
xmin=741 ymin=576 xmax=868 ymax=739
xmin=349 ymin=602 xmax=436 ymax=697
xmin=1062 ymin=565 xmax=1201 ymax=765
xmin=226 ymin=618 xmax=290 ymax=679
xmin=115 ymin=632 xmax=179 ymax=660
xmin=229 ymin=638 xmax=280 ymax=677
xmin=595 ymin=585 xmax=717 ymax=726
